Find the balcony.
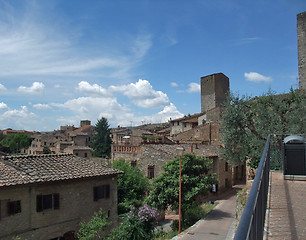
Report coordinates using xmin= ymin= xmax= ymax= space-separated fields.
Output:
xmin=234 ymin=135 xmax=306 ymax=240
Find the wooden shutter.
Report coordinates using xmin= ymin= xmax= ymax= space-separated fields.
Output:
xmin=53 ymin=193 xmax=60 ymax=209
xmin=93 ymin=187 xmax=98 ymax=201
xmin=36 ymin=195 xmax=43 ymax=212
xmin=105 ymin=185 xmax=110 ymax=199
xmin=7 ymin=202 xmax=14 ymax=215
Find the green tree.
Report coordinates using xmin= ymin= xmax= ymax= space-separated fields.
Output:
xmin=43 ymin=146 xmax=52 ymax=154
xmin=221 ymin=89 xmax=306 ymax=169
xmin=0 ymin=132 xmax=9 ymax=153
xmin=145 ymin=153 xmax=217 ymax=227
xmin=0 ymin=133 xmax=32 ymax=154
xmin=92 ymin=117 xmax=112 ymax=158
xmin=77 ymin=209 xmax=109 ymax=240
xmin=112 ymin=159 xmax=150 ymax=214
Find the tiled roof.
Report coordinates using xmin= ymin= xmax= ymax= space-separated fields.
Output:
xmin=0 ymin=154 xmax=122 ymax=187
xmin=170 ymin=113 xmax=204 ymax=122
xmin=69 ymin=131 xmax=88 ymax=137
xmin=75 ymin=125 xmax=94 ymax=132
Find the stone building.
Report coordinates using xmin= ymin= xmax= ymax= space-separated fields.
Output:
xmin=169 ymin=113 xmax=204 ymax=136
xmin=298 ymin=11 xmax=306 ymax=90
xmin=0 ymin=154 xmax=122 ymax=240
xmin=64 ymin=146 xmax=93 ymax=158
xmin=111 ymin=143 xmax=233 ymax=192
xmin=111 ymin=72 xmax=246 ymax=190
xmin=27 ymin=120 xmax=95 ymax=156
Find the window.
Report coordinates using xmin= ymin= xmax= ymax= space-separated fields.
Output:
xmin=177 ymin=122 xmax=179 ymax=126
xmin=148 ymin=166 xmax=155 ymax=179
xmin=36 ymin=193 xmax=60 ymax=212
xmin=184 ymin=123 xmax=187 ymax=128
xmin=93 ymin=185 xmax=110 ymax=201
xmin=84 ymin=152 xmax=88 ymax=158
xmin=225 ymin=162 xmax=229 ymax=172
xmin=8 ymin=200 xmax=21 ymax=215
xmin=131 ymin=161 xmax=137 ymax=167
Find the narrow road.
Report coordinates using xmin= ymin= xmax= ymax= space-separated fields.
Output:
xmin=173 ymin=189 xmax=239 ymax=240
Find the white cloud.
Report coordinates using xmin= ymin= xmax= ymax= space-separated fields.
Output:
xmin=233 ymin=37 xmax=261 ymax=45
xmin=33 ymin=103 xmax=51 ymax=110
xmin=131 ymin=34 xmax=152 ymax=60
xmin=76 ymin=81 xmax=109 ymax=97
xmin=0 ymin=102 xmax=8 ymax=110
xmin=0 ymin=83 xmax=7 ymax=91
xmin=0 ymin=106 xmax=38 ymax=130
xmin=18 ymin=82 xmax=45 ymax=94
xmin=0 ymin=3 xmax=152 ymax=80
xmin=52 ymin=96 xmax=131 ymax=126
xmin=187 ymin=82 xmax=201 ymax=93
xmin=170 ymin=82 xmax=178 ymax=87
xmin=110 ymin=79 xmax=170 ymax=108
xmin=154 ymin=103 xmax=184 ymax=121
xmin=244 ymin=72 xmax=272 ymax=82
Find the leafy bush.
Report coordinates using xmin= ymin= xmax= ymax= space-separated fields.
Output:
xmin=107 ymin=204 xmax=158 ymax=240
xmin=77 ymin=209 xmax=109 ymax=240
xmin=170 ymin=220 xmax=179 ymax=232
xmin=112 ymin=159 xmax=150 ymax=215
xmin=183 ymin=203 xmax=205 ymax=228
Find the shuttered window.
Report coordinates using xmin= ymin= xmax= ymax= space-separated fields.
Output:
xmin=7 ymin=201 xmax=21 ymax=215
xmin=36 ymin=193 xmax=60 ymax=212
xmin=93 ymin=185 xmax=110 ymax=201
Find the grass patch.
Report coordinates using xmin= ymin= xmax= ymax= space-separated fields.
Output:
xmin=201 ymin=202 xmax=217 ymax=217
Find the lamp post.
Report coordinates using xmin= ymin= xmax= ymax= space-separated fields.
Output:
xmin=176 ymin=146 xmax=185 ymax=234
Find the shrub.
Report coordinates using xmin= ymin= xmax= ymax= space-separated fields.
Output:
xmin=183 ymin=203 xmax=205 ymax=228
xmin=107 ymin=204 xmax=158 ymax=240
xmin=77 ymin=209 xmax=109 ymax=240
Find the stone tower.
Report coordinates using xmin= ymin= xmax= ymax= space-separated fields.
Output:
xmin=297 ymin=11 xmax=306 ymax=90
xmin=80 ymin=120 xmax=91 ymax=127
xmin=201 ymin=73 xmax=229 ymax=114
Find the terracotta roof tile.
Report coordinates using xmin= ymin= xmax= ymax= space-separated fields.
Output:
xmin=0 ymin=154 xmax=122 ymax=187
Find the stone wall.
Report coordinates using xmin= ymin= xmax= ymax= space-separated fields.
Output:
xmin=112 ymin=143 xmax=232 ymax=192
xmin=0 ymin=176 xmax=118 ymax=240
xmin=298 ymin=11 xmax=306 ymax=90
xmin=172 ymin=122 xmax=221 ymax=145
xmin=206 ymin=106 xmax=224 ymax=122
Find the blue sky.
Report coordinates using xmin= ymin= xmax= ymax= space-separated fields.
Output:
xmin=0 ymin=0 xmax=305 ymax=131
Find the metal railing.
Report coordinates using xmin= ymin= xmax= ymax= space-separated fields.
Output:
xmin=234 ymin=135 xmax=271 ymax=240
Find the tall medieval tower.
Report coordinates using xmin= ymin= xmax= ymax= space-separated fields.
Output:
xmin=297 ymin=11 xmax=306 ymax=90
xmin=201 ymin=73 xmax=229 ymax=114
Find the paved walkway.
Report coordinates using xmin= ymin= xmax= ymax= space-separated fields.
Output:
xmin=172 ymin=186 xmax=242 ymax=240
xmin=265 ymin=171 xmax=306 ymax=239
